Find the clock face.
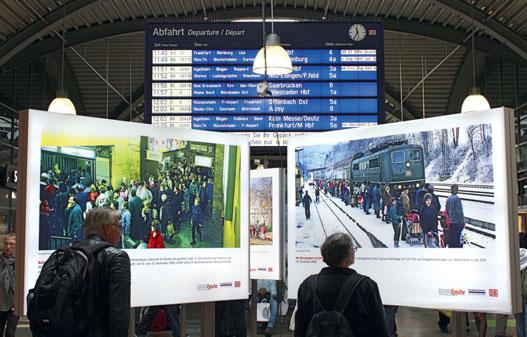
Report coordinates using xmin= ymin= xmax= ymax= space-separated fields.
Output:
xmin=349 ymin=24 xmax=367 ymax=42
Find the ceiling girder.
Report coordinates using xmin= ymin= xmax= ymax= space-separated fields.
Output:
xmin=0 ymin=0 xmax=100 ymax=68
xmin=432 ymin=0 xmax=527 ymax=61
xmin=2 ymin=7 xmax=526 ymax=73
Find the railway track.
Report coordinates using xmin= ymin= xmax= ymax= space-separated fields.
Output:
xmin=318 ymin=189 xmax=386 ymax=248
xmin=431 ymin=182 xmax=494 ymax=204
xmin=314 ymin=193 xmax=363 ymax=248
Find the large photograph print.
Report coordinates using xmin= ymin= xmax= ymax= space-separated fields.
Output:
xmin=295 ymin=123 xmax=494 ymax=249
xmin=39 ymin=136 xmax=241 ymax=250
xmin=250 ymin=169 xmax=284 ymax=280
xmin=18 ymin=110 xmax=249 ymax=310
xmin=288 ymin=108 xmax=520 ymax=313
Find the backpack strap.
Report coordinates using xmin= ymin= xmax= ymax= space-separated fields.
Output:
xmin=307 ymin=275 xmax=328 ymax=312
xmin=333 ymin=273 xmax=367 ymax=313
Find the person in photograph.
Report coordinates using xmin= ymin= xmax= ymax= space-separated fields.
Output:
xmin=446 ymin=184 xmax=465 ymax=248
xmin=191 ymin=197 xmax=203 ymax=245
xmin=302 ymin=190 xmax=312 ymax=220
xmin=390 ymin=197 xmax=402 ymax=248
xmin=65 ymin=195 xmax=84 ymax=241
xmin=414 ymin=183 xmax=429 ymax=209
xmin=363 ymin=181 xmax=371 ymax=215
xmin=315 ymin=186 xmax=320 ymax=203
xmin=420 ymin=194 xmax=437 ymax=247
xmin=294 ymin=232 xmax=389 ymax=337
xmin=382 ymin=185 xmax=392 ymax=223
xmin=399 ymin=187 xmax=411 ymax=241
xmin=0 ymin=233 xmax=18 ymax=337
xmin=120 ymin=201 xmax=131 ymax=247
xmin=128 ymin=188 xmax=144 ymax=242
xmin=372 ymin=183 xmax=381 ymax=219
xmin=206 ymin=178 xmax=214 ymax=215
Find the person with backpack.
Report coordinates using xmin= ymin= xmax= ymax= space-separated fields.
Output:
xmin=28 ymin=207 xmax=131 ymax=337
xmin=390 ymin=198 xmax=402 ymax=248
xmin=294 ymin=232 xmax=389 ymax=337
xmin=0 ymin=233 xmax=18 ymax=337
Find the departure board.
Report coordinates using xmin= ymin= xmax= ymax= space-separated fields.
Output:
xmin=145 ymin=22 xmax=384 ymax=146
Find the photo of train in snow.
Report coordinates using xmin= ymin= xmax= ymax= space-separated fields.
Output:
xmin=293 ymin=122 xmax=496 ymax=250
xmin=320 ymin=140 xmax=425 ymax=192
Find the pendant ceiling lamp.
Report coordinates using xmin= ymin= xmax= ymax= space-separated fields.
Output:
xmin=461 ymin=1 xmax=490 ymax=113
xmin=252 ymin=0 xmax=293 ymax=75
xmin=48 ymin=2 xmax=76 ymax=115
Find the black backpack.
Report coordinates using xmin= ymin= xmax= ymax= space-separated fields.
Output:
xmin=27 ymin=242 xmax=111 ymax=337
xmin=306 ymin=273 xmax=367 ymax=337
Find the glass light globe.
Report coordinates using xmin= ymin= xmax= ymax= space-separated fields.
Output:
xmin=461 ymin=87 xmax=490 ymax=113
xmin=253 ymin=33 xmax=293 ymax=75
xmin=48 ymin=88 xmax=76 ymax=115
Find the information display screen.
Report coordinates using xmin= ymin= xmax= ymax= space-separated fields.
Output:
xmin=145 ymin=23 xmax=384 ymax=146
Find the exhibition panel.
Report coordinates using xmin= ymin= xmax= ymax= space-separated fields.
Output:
xmin=144 ymin=22 xmax=384 ymax=145
xmin=15 ymin=109 xmax=250 ymax=311
xmin=249 ymin=168 xmax=285 ymax=280
xmin=288 ymin=108 xmax=520 ymax=313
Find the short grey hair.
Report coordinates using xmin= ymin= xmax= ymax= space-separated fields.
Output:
xmin=84 ymin=207 xmax=120 ymax=237
xmin=321 ymin=232 xmax=354 ymax=267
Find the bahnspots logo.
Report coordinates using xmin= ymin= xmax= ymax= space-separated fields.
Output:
xmin=197 ymin=283 xmax=219 ymax=291
xmin=438 ymin=288 xmax=466 ymax=296
xmin=468 ymin=289 xmax=486 ymax=296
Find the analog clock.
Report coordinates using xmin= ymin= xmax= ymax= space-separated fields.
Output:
xmin=349 ymin=24 xmax=367 ymax=42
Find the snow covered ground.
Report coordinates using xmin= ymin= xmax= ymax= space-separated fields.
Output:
xmin=295 ymin=184 xmax=495 ymax=249
xmin=437 ymin=196 xmax=494 ymax=224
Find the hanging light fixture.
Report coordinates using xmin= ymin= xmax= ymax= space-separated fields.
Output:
xmin=461 ymin=1 xmax=490 ymax=113
xmin=48 ymin=1 xmax=76 ymax=115
xmin=252 ymin=0 xmax=293 ymax=75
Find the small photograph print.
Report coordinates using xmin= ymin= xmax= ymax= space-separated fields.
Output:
xmin=38 ymin=134 xmax=242 ymax=250
xmin=295 ymin=123 xmax=494 ymax=249
xmin=250 ymin=177 xmax=273 ymax=246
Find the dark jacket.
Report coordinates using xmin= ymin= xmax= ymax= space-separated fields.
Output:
xmin=128 ymin=195 xmax=143 ymax=241
xmin=446 ymin=194 xmax=464 ymax=225
xmin=295 ymin=267 xmax=389 ymax=337
xmin=77 ymin=235 xmax=131 ymax=337
xmin=390 ymin=204 xmax=400 ymax=225
xmin=419 ymin=204 xmax=437 ymax=234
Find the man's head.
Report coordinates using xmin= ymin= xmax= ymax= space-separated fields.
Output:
xmin=2 ymin=233 xmax=15 ymax=257
xmin=84 ymin=207 xmax=121 ymax=245
xmin=321 ymin=232 xmax=356 ymax=268
xmin=451 ymin=184 xmax=459 ymax=195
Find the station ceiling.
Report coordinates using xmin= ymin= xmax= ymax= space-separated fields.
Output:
xmin=0 ymin=0 xmax=526 ymax=163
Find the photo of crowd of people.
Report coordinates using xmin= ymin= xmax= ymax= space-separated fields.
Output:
xmin=38 ymin=135 xmax=242 ymax=250
xmin=249 ymin=176 xmax=273 ymax=245
xmin=295 ymin=123 xmax=495 ymax=249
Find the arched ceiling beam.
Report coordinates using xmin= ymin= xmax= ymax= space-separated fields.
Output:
xmin=2 ymin=7 xmax=526 ymax=73
xmin=0 ymin=0 xmax=102 ymax=68
xmin=445 ymin=48 xmax=486 ymax=114
xmin=432 ymin=0 xmax=527 ymax=61
xmin=112 ymin=84 xmax=145 ymax=120
xmin=41 ymin=52 xmax=87 ymax=116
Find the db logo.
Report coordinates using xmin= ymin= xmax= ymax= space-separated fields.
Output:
xmin=489 ymin=289 xmax=498 ymax=297
xmin=234 ymin=281 xmax=241 ymax=288
xmin=268 ymin=267 xmax=273 ymax=272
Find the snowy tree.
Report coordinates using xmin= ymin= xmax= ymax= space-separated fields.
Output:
xmin=466 ymin=125 xmax=478 ymax=159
